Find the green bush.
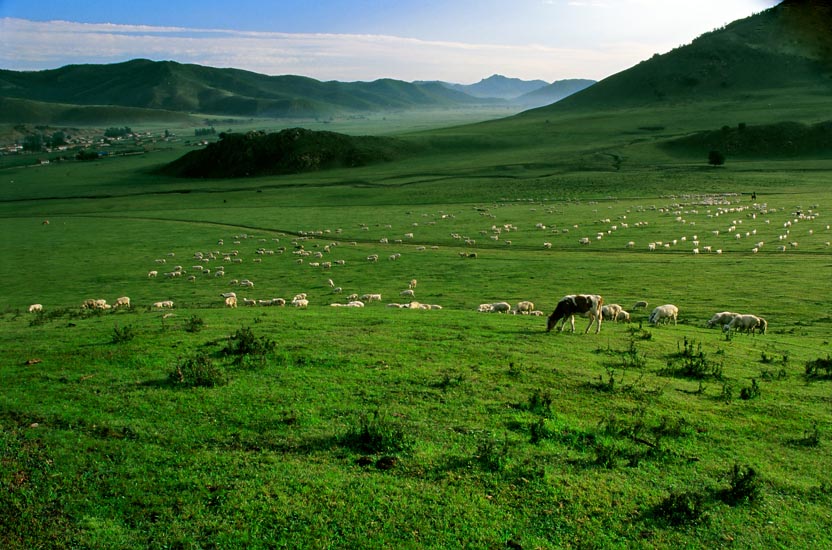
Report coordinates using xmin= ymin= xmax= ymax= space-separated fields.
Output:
xmin=222 ymin=326 xmax=276 ymax=366
xmin=340 ymin=410 xmax=414 ymax=455
xmin=184 ymin=315 xmax=205 ymax=333
xmin=111 ymin=323 xmax=135 ymax=344
xmin=654 ymin=490 xmax=708 ymax=526
xmin=170 ymin=352 xmax=227 ymax=388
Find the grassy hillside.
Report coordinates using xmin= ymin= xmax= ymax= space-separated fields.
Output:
xmin=543 ymin=0 xmax=832 ymax=111
xmin=2 ymin=142 xmax=832 ymax=548
xmin=0 ymin=97 xmax=192 ymax=125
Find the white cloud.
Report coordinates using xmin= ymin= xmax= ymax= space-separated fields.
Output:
xmin=0 ymin=17 xmax=668 ymax=82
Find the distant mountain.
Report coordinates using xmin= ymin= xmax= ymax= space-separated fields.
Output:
xmin=441 ymin=74 xmax=550 ymax=100
xmin=0 ymin=60 xmax=501 ymax=121
xmin=514 ymin=79 xmax=596 ymax=108
xmin=537 ymin=0 xmax=832 ymax=112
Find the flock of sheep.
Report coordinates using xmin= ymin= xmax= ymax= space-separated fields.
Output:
xmin=25 ymin=195 xmax=823 ymax=339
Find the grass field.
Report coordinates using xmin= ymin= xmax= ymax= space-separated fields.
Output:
xmin=2 ymin=102 xmax=832 ymax=549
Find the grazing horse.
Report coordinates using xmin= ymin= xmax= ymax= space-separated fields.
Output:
xmin=546 ymin=294 xmax=604 ymax=334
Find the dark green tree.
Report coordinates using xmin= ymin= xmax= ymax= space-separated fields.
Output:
xmin=708 ymin=150 xmax=726 ymax=166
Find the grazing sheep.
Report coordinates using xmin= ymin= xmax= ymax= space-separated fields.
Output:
xmin=632 ymin=301 xmax=648 ymax=310
xmin=649 ymin=304 xmax=679 ymax=325
xmin=361 ymin=293 xmax=382 ymax=302
xmin=409 ymin=279 xmax=418 ymax=289
xmin=615 ymin=310 xmax=631 ymax=323
xmin=400 ymin=289 xmax=415 ymax=298
xmin=114 ymin=296 xmax=131 ymax=309
xmin=477 ymin=303 xmax=494 ymax=313
xmin=147 ymin=270 xmax=158 ymax=278
xmin=291 ymin=298 xmax=309 ymax=308
xmin=153 ymin=300 xmax=174 ymax=309
xmin=512 ymin=301 xmax=535 ymax=314
xmin=490 ymin=302 xmax=512 ymax=314
xmin=724 ymin=314 xmax=766 ymax=334
xmin=707 ymin=311 xmax=739 ymax=328
xmin=28 ymin=303 xmax=43 ymax=313
xmin=225 ymin=296 xmax=238 ymax=308
xmin=293 ymin=293 xmax=307 ymax=301
xmin=221 ymin=292 xmax=237 ymax=299
xmin=601 ymin=304 xmax=624 ymax=322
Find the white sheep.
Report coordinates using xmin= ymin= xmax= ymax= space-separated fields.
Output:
xmin=225 ymin=296 xmax=238 ymax=308
xmin=400 ymin=289 xmax=415 ymax=298
xmin=28 ymin=303 xmax=43 ymax=313
xmin=153 ymin=300 xmax=174 ymax=309
xmin=601 ymin=304 xmax=624 ymax=321
xmin=707 ymin=311 xmax=739 ymax=328
xmin=724 ymin=314 xmax=766 ymax=334
xmin=291 ymin=298 xmax=309 ymax=308
xmin=512 ymin=301 xmax=535 ymax=314
xmin=490 ymin=302 xmax=511 ymax=313
xmin=147 ymin=270 xmax=158 ymax=278
xmin=649 ymin=304 xmax=678 ymax=325
xmin=477 ymin=303 xmax=494 ymax=313
xmin=114 ymin=296 xmax=131 ymax=309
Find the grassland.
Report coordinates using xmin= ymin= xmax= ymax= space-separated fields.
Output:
xmin=2 ymin=98 xmax=832 ymax=550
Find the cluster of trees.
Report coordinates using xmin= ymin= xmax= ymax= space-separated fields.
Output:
xmin=22 ymin=131 xmax=68 ymax=152
xmin=104 ymin=126 xmax=133 ymax=138
xmin=194 ymin=127 xmax=216 ymax=136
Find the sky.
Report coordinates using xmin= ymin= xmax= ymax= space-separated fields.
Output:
xmin=0 ymin=0 xmax=779 ymax=84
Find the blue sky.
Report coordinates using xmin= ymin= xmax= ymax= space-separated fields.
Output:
xmin=0 ymin=0 xmax=779 ymax=83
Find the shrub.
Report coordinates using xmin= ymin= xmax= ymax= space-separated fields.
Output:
xmin=525 ymin=389 xmax=553 ymax=417
xmin=111 ymin=323 xmax=135 ymax=344
xmin=475 ymin=433 xmax=509 ymax=472
xmin=805 ymin=355 xmax=832 ymax=379
xmin=654 ymin=490 xmax=708 ymax=526
xmin=740 ymin=379 xmax=761 ymax=400
xmin=170 ymin=352 xmax=227 ymax=388
xmin=661 ymin=338 xmax=723 ymax=380
xmin=340 ymin=410 xmax=414 ymax=455
xmin=222 ymin=326 xmax=276 ymax=366
xmin=184 ymin=315 xmax=205 ymax=333
xmin=719 ymin=463 xmax=761 ymax=505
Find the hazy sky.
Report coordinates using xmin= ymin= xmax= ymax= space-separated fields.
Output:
xmin=0 ymin=0 xmax=779 ymax=83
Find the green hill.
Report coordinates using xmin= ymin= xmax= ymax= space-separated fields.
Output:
xmin=539 ymin=0 xmax=831 ymax=111
xmin=0 ymin=96 xmax=192 ymax=125
xmin=0 ymin=60 xmax=498 ymax=121
xmin=663 ymin=120 xmax=832 ymax=158
xmin=159 ymin=127 xmax=415 ymax=178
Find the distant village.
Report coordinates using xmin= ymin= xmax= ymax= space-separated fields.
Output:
xmin=0 ymin=126 xmax=215 ymax=164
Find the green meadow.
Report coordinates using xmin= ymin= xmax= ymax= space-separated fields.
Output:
xmin=2 ymin=99 xmax=832 ymax=549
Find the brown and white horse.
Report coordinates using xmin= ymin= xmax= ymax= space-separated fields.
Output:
xmin=546 ymin=294 xmax=604 ymax=334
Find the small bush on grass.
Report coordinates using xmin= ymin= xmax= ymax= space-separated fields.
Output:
xmin=111 ymin=323 xmax=135 ymax=344
xmin=739 ymin=379 xmax=761 ymax=400
xmin=525 ymin=389 xmax=553 ymax=417
xmin=719 ymin=463 xmax=762 ymax=505
xmin=184 ymin=315 xmax=205 ymax=333
xmin=222 ymin=326 xmax=276 ymax=366
xmin=475 ymin=433 xmax=509 ymax=472
xmin=789 ymin=423 xmax=822 ymax=448
xmin=170 ymin=352 xmax=227 ymax=388
xmin=805 ymin=355 xmax=832 ymax=380
xmin=660 ymin=337 xmax=723 ymax=380
xmin=653 ymin=489 xmax=709 ymax=526
xmin=340 ymin=410 xmax=414 ymax=455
